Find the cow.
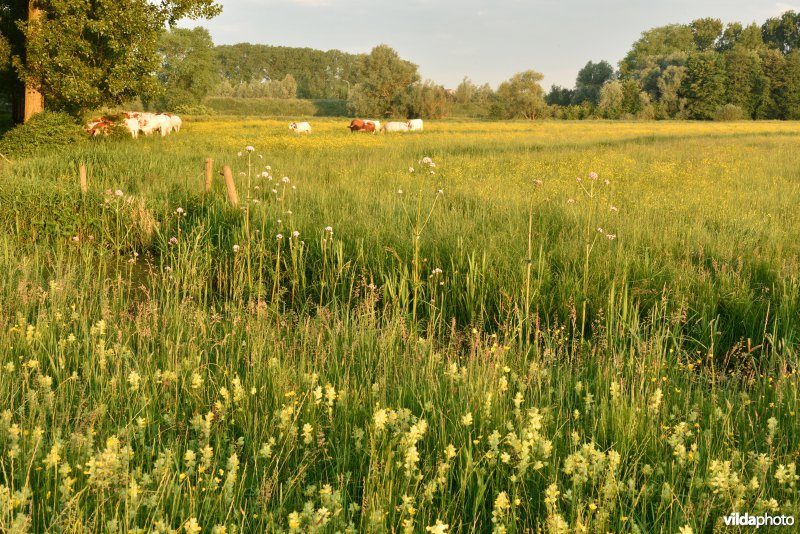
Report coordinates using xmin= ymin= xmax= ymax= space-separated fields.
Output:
xmin=121 ymin=117 xmax=141 ymax=139
xmin=382 ymin=121 xmax=410 ymax=133
xmin=139 ymin=113 xmax=171 ymax=137
xmin=85 ymin=117 xmax=113 ymax=137
xmin=289 ymin=121 xmax=312 ymax=134
xmin=407 ymin=119 xmax=424 ymax=131
xmin=167 ymin=114 xmax=182 ymax=133
xmin=365 ymin=120 xmax=381 ymax=133
xmin=348 ymin=119 xmax=366 ymax=132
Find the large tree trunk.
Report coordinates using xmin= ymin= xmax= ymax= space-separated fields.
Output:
xmin=23 ymin=0 xmax=44 ymax=122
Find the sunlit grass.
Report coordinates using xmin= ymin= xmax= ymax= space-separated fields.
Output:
xmin=0 ymin=119 xmax=798 ymax=532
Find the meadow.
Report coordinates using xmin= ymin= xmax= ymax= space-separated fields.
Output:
xmin=0 ymin=118 xmax=798 ymax=533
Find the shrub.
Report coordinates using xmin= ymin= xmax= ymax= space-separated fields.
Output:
xmin=204 ymin=97 xmax=319 ymax=117
xmin=174 ymin=103 xmax=217 ymax=116
xmin=0 ymin=111 xmax=85 ymax=158
xmin=714 ymin=104 xmax=746 ymax=121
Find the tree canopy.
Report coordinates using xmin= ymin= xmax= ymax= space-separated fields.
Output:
xmin=348 ymin=45 xmax=420 ymax=117
xmin=215 ymin=43 xmax=361 ymax=99
xmin=1 ymin=0 xmax=220 ymax=120
xmin=157 ymin=27 xmax=219 ymax=110
xmin=572 ymin=60 xmax=615 ymax=105
xmin=494 ymin=70 xmax=547 ymax=119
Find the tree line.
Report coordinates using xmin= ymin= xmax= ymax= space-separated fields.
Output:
xmin=546 ymin=13 xmax=800 ymax=120
xmin=2 ymin=2 xmax=800 ymax=122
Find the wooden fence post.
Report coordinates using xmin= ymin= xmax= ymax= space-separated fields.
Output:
xmin=79 ymin=164 xmax=87 ymax=194
xmin=204 ymin=158 xmax=213 ymax=194
xmin=222 ymin=165 xmax=238 ymax=207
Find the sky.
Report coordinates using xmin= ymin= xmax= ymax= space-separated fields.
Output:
xmin=192 ymin=0 xmax=800 ymax=90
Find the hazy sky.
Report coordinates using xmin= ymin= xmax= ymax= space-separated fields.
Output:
xmin=194 ymin=0 xmax=800 ymax=89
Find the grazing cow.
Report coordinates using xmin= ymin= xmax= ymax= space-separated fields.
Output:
xmin=382 ymin=121 xmax=410 ymax=133
xmin=169 ymin=114 xmax=182 ymax=133
xmin=407 ymin=119 xmax=424 ymax=131
xmin=289 ymin=121 xmax=312 ymax=134
xmin=156 ymin=113 xmax=177 ymax=135
xmin=348 ymin=119 xmax=366 ymax=132
xmin=139 ymin=113 xmax=171 ymax=137
xmin=85 ymin=117 xmax=113 ymax=137
xmin=362 ymin=121 xmax=376 ymax=133
xmin=121 ymin=117 xmax=141 ymax=139
xmin=365 ymin=120 xmax=381 ymax=133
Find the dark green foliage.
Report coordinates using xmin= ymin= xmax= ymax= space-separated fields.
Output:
xmin=682 ymin=51 xmax=727 ymax=119
xmin=405 ymin=80 xmax=451 ymax=119
xmin=718 ymin=23 xmax=765 ymax=52
xmin=609 ymin=11 xmax=800 ymax=120
xmin=215 ymin=74 xmax=299 ymax=99
xmin=157 ymin=27 xmax=219 ymax=110
xmin=724 ymin=47 xmax=766 ymax=118
xmin=760 ymin=49 xmax=789 ymax=119
xmin=215 ymin=43 xmax=360 ymax=100
xmin=546 ymin=85 xmax=574 ymax=106
xmin=713 ymin=103 xmax=745 ymax=121
xmin=495 ymin=70 xmax=548 ymax=119
xmin=761 ymin=10 xmax=800 ymax=53
xmin=619 ymin=24 xmax=696 ymax=77
xmin=571 ymin=61 xmax=614 ymax=105
xmin=348 ymin=45 xmax=420 ymax=117
xmin=690 ymin=18 xmax=723 ymax=51
xmin=620 ymin=79 xmax=643 ymax=115
xmin=3 ymin=0 xmax=220 ymax=118
xmin=0 ymin=110 xmax=84 ymax=158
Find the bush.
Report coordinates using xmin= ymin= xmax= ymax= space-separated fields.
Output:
xmin=714 ymin=104 xmax=746 ymax=121
xmin=174 ymin=103 xmax=216 ymax=116
xmin=205 ymin=97 xmax=325 ymax=117
xmin=0 ymin=111 xmax=85 ymax=158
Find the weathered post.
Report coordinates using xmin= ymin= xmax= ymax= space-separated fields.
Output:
xmin=204 ymin=158 xmax=213 ymax=194
xmin=222 ymin=165 xmax=238 ymax=207
xmin=79 ymin=164 xmax=87 ymax=194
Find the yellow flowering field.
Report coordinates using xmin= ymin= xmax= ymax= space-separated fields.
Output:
xmin=0 ymin=118 xmax=798 ymax=533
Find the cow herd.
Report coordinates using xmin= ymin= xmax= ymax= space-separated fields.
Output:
xmin=85 ymin=115 xmax=423 ymax=139
xmin=292 ymin=119 xmax=424 ymax=134
xmin=346 ymin=119 xmax=423 ymax=133
xmin=84 ymin=112 xmax=182 ymax=139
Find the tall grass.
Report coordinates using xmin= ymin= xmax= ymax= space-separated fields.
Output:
xmin=0 ymin=119 xmax=797 ymax=532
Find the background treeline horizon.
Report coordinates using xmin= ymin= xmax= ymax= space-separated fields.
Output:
xmin=161 ymin=11 xmax=800 ymax=120
xmin=3 ymin=9 xmax=800 ymax=121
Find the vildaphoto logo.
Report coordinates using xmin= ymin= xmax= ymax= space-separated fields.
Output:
xmin=723 ymin=512 xmax=795 ymax=528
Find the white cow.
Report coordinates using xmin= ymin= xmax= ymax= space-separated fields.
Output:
xmin=289 ymin=121 xmax=312 ymax=134
xmin=365 ymin=120 xmax=381 ymax=133
xmin=122 ymin=117 xmax=141 ymax=139
xmin=407 ymin=119 xmax=424 ymax=131
xmin=140 ymin=113 xmax=171 ymax=137
xmin=382 ymin=121 xmax=410 ymax=133
xmin=168 ymin=114 xmax=182 ymax=133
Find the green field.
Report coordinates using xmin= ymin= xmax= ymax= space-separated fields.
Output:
xmin=0 ymin=118 xmax=798 ymax=533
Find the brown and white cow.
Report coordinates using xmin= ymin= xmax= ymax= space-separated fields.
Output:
xmin=349 ymin=119 xmax=376 ymax=133
xmin=348 ymin=119 xmax=366 ymax=132
xmin=85 ymin=117 xmax=113 ymax=137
